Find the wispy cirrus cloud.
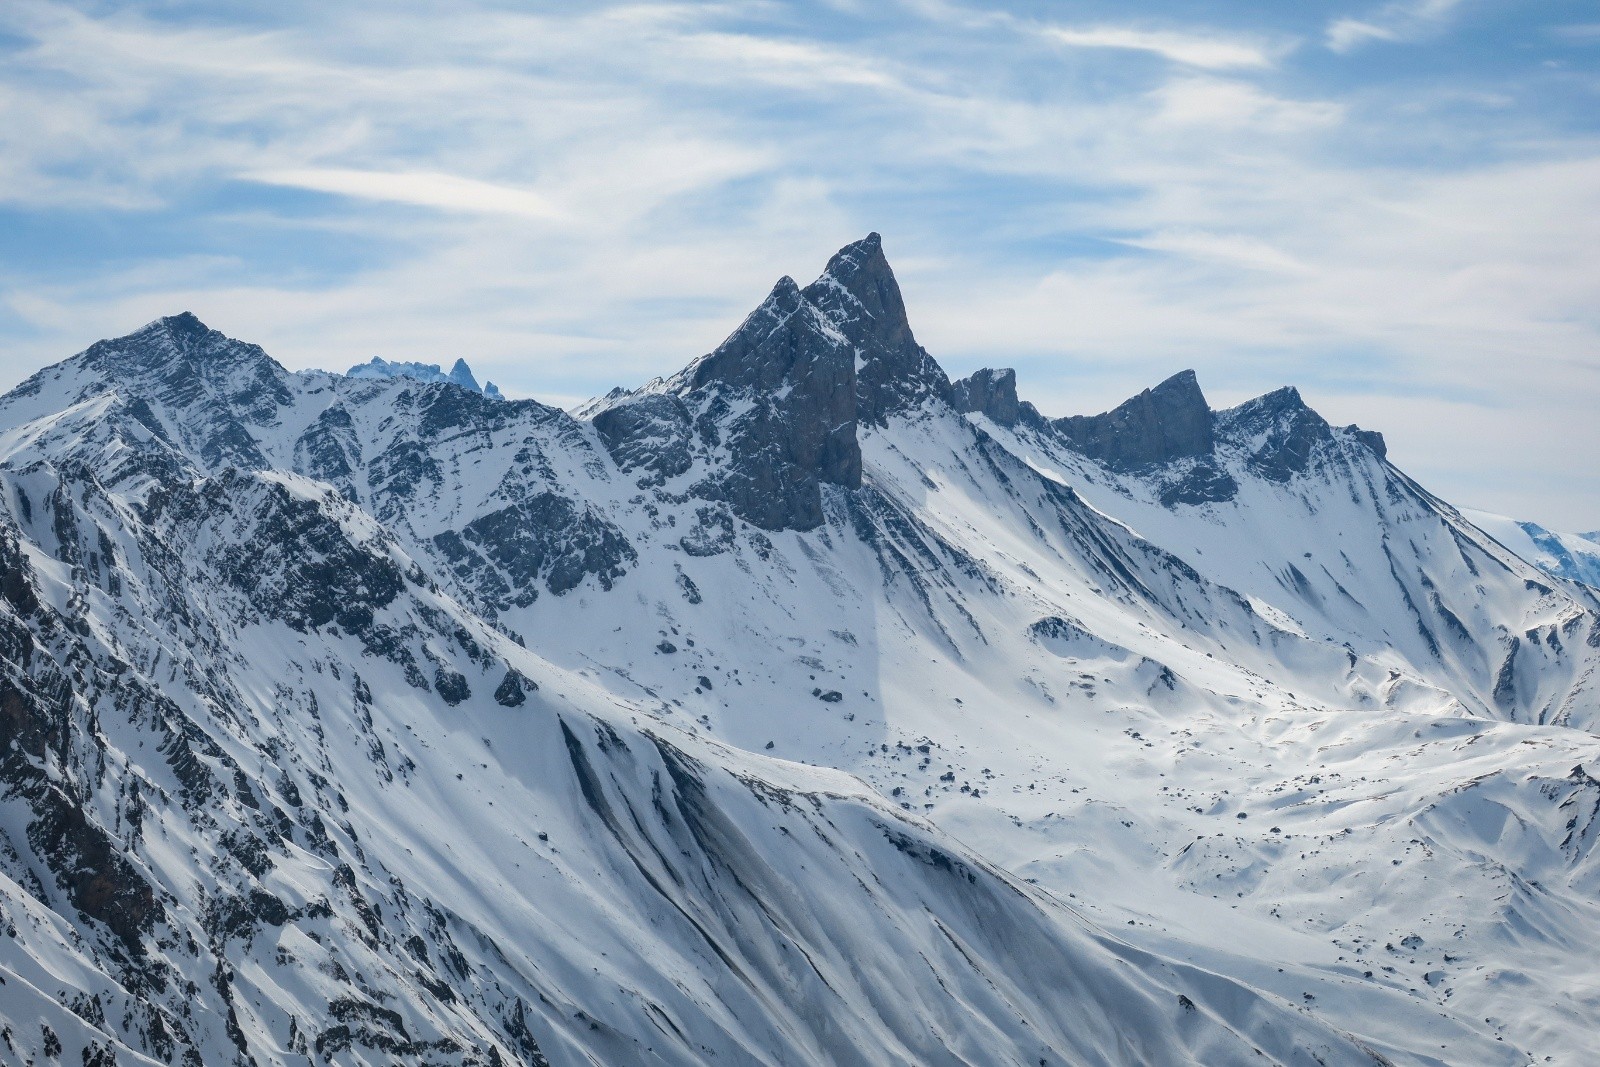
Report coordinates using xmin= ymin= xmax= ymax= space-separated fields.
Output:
xmin=1150 ymin=78 xmax=1343 ymax=131
xmin=1552 ymin=23 xmax=1600 ymax=43
xmin=1040 ymin=25 xmax=1277 ymax=70
xmin=1327 ymin=0 xmax=1465 ymax=52
xmin=245 ymin=169 xmax=568 ymax=222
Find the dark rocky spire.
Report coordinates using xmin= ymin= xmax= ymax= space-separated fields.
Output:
xmin=598 ymin=234 xmax=951 ymax=531
xmin=655 ymin=274 xmax=861 ymax=530
xmin=802 ymin=233 xmax=951 ymax=426
xmin=447 ymin=358 xmax=482 ymax=392
xmin=685 ymin=277 xmax=812 ymax=392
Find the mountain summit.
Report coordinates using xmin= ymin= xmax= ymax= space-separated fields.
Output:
xmin=802 ymin=232 xmax=951 ymax=425
xmin=593 ymin=232 xmax=954 ymax=531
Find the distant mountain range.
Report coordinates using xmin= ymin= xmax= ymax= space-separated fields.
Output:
xmin=348 ymin=355 xmax=505 ymax=400
xmin=1464 ymin=509 xmax=1600 ymax=589
xmin=0 ymin=234 xmax=1594 ymax=1065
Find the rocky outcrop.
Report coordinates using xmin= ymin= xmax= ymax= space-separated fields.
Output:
xmin=70 ymin=313 xmax=291 ymax=470
xmin=591 ymin=393 xmax=694 ymax=481
xmin=1052 ymin=370 xmax=1213 ymax=471
xmin=1346 ymin=425 xmax=1388 ymax=459
xmin=434 ymin=493 xmax=636 ymax=608
xmin=676 ymin=275 xmax=862 ymax=530
xmin=293 ymin=403 xmax=362 ymax=498
xmin=1043 ymin=371 xmax=1398 ymax=504
xmin=952 ymin=368 xmax=1023 ymax=426
xmin=1215 ymin=386 xmax=1333 ymax=482
xmin=347 ymin=356 xmax=504 ymax=400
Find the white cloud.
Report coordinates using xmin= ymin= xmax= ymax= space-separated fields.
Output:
xmin=1326 ymin=21 xmax=1399 ymax=51
xmin=1326 ymin=0 xmax=1465 ymax=52
xmin=676 ymin=32 xmax=907 ymax=91
xmin=1151 ymin=78 xmax=1343 ymax=130
xmin=1042 ymin=25 xmax=1275 ymax=70
xmin=245 ymin=168 xmax=568 ymax=221
xmin=1117 ymin=230 xmax=1311 ymax=274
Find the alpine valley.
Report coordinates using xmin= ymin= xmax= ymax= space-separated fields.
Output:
xmin=0 ymin=234 xmax=1595 ymax=1066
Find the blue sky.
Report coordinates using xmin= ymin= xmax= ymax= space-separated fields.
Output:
xmin=1 ymin=0 xmax=1597 ymax=527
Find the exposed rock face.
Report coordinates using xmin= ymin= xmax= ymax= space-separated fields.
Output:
xmin=1052 ymin=370 xmax=1213 ymax=471
xmin=190 ymin=472 xmax=408 ymax=634
xmin=1346 ymin=425 xmax=1388 ymax=459
xmin=1040 ymin=368 xmax=1389 ymax=502
xmin=591 ymin=393 xmax=694 ymax=481
xmin=493 ymin=668 xmax=533 ymax=707
xmin=677 ymin=275 xmax=862 ymax=530
xmin=1155 ymin=460 xmax=1240 ymax=507
xmin=1215 ymin=386 xmax=1334 ymax=482
xmin=585 ymin=237 xmax=1395 ymax=535
xmin=293 ymin=403 xmax=362 ymax=498
xmin=433 ymin=494 xmax=636 ymax=609
xmin=951 ymin=368 xmax=1022 ymax=426
xmin=56 ymin=312 xmax=291 ymax=470
xmin=800 ymin=233 xmax=951 ymax=426
xmin=587 ymin=234 xmax=953 ymax=532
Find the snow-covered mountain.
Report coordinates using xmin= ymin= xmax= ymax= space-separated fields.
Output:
xmin=347 ymin=355 xmax=505 ymax=400
xmin=0 ymin=234 xmax=1595 ymax=1065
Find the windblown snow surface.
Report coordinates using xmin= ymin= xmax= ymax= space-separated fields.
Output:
xmin=0 ymin=238 xmax=1595 ymax=1066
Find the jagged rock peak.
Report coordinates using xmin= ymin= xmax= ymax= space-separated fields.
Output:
xmin=1215 ymin=385 xmax=1336 ymax=482
xmin=952 ymin=368 xmax=1022 ymax=427
xmin=79 ymin=311 xmax=282 ymax=385
xmin=1052 ymin=369 xmax=1213 ymax=471
xmin=1230 ymin=384 xmax=1308 ymax=414
xmin=801 ymin=233 xmax=951 ymax=425
xmin=447 ymin=357 xmax=480 ymax=390
xmin=594 ymin=233 xmax=948 ymax=532
xmin=1150 ymin=368 xmax=1207 ymax=408
xmin=139 ymin=310 xmax=213 ymax=344
xmin=1210 ymin=385 xmax=1387 ymax=478
xmin=1215 ymin=386 xmax=1386 ymax=461
xmin=1344 ymin=425 xmax=1386 ymax=459
xmin=4 ymin=312 xmax=295 ymax=472
xmin=110 ymin=312 xmax=253 ymax=365
xmin=676 ymin=234 xmax=949 ymax=422
xmin=684 ymin=276 xmax=811 ymax=393
xmin=347 ymin=355 xmax=504 ymax=400
xmin=809 ymin=232 xmax=895 ymax=311
xmin=638 ymin=262 xmax=861 ymax=532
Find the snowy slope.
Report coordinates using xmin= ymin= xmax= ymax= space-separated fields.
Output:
xmin=0 ymin=444 xmax=1396 ymax=1067
xmin=974 ymin=376 xmax=1600 ymax=729
xmin=0 ymin=234 xmax=1596 ymax=1064
xmin=1464 ymin=509 xmax=1600 ymax=590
